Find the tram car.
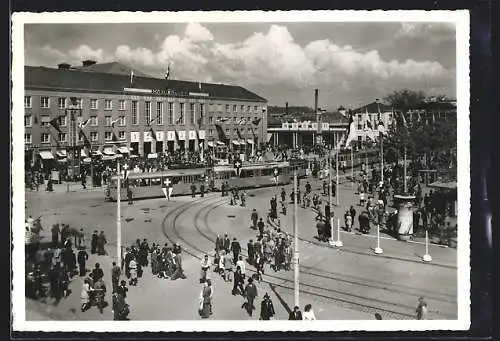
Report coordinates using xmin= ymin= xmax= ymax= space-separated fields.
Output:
xmin=212 ymin=161 xmax=293 ymax=190
xmin=105 ymin=168 xmax=208 ymax=201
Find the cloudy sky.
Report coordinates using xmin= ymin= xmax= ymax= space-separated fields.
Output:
xmin=24 ymin=22 xmax=456 ymax=110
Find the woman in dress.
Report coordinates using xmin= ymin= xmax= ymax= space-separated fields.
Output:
xmin=80 ymin=278 xmax=92 ymax=312
xmin=303 ymin=304 xmax=316 ymax=320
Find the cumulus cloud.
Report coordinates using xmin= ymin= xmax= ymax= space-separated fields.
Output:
xmin=27 ymin=23 xmax=450 ymax=92
xmin=395 ymin=22 xmax=455 ymax=43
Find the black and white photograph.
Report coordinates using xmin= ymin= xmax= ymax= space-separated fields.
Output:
xmin=12 ymin=10 xmax=470 ymax=332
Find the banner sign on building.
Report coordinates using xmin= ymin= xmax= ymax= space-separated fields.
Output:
xmin=178 ymin=131 xmax=186 ymax=140
xmin=143 ymin=131 xmax=153 ymax=142
xmin=322 ymin=123 xmax=330 ymax=130
xmin=155 ymin=131 xmax=164 ymax=141
xmin=167 ymin=131 xmax=175 ymax=141
xmin=198 ymin=130 xmax=206 ymax=139
xmin=130 ymin=132 xmax=140 ymax=142
xmin=311 ymin=123 xmax=318 ymax=130
xmin=291 ymin=123 xmax=299 ymax=130
xmin=188 ymin=130 xmax=196 ymax=140
xmin=282 ymin=122 xmax=289 ymax=129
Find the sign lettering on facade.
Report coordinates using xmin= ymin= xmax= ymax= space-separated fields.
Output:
xmin=130 ymin=131 xmax=140 ymax=142
xmin=178 ymin=131 xmax=186 ymax=140
xmin=155 ymin=131 xmax=164 ymax=141
xmin=198 ymin=130 xmax=206 ymax=139
xmin=167 ymin=131 xmax=175 ymax=141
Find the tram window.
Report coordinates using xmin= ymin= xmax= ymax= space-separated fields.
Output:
xmin=172 ymin=176 xmax=181 ymax=184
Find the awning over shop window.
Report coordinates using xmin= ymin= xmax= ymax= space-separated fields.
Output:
xmin=247 ymin=139 xmax=254 ymax=145
xmin=102 ymin=155 xmax=116 ymax=161
xmin=56 ymin=150 xmax=67 ymax=158
xmin=216 ymin=141 xmax=225 ymax=146
xmin=80 ymin=150 xmax=88 ymax=158
xmin=82 ymin=157 xmax=92 ymax=163
xmin=92 ymin=150 xmax=102 ymax=156
xmin=147 ymin=153 xmax=158 ymax=159
xmin=103 ymin=148 xmax=115 ymax=156
xmin=130 ymin=155 xmax=139 ymax=159
xmin=207 ymin=142 xmax=215 ymax=147
xmin=117 ymin=147 xmax=130 ymax=154
xmin=240 ymin=140 xmax=246 ymax=145
xmin=232 ymin=140 xmax=240 ymax=146
xmin=39 ymin=151 xmax=54 ymax=160
xmin=115 ymin=154 xmax=124 ymax=159
xmin=58 ymin=158 xmax=68 ymax=163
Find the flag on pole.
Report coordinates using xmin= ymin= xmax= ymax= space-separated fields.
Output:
xmin=344 ymin=115 xmax=358 ymax=148
xmin=78 ymin=118 xmax=90 ymax=129
xmin=216 ymin=117 xmax=229 ymax=123
xmin=110 ymin=117 xmax=120 ymax=128
xmin=79 ymin=130 xmax=92 ymax=149
xmin=165 ymin=64 xmax=171 ymax=80
xmin=49 ymin=115 xmax=65 ymax=132
xmin=149 ymin=127 xmax=157 ymax=141
xmin=252 ymin=118 xmax=261 ymax=125
xmin=377 ymin=121 xmax=387 ymax=136
xmin=161 ymin=177 xmax=173 ymax=200
xmin=215 ymin=124 xmax=229 ymax=144
xmin=130 ymin=69 xmax=134 ymax=86
xmin=112 ymin=131 xmax=119 ymax=142
xmin=236 ymin=128 xmax=243 ymax=140
xmin=401 ymin=112 xmax=408 ymax=128
xmin=238 ymin=118 xmax=247 ymax=125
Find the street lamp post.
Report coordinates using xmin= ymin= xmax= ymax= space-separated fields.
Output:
xmin=66 ymin=97 xmax=81 ymax=192
xmin=293 ymin=171 xmax=299 ymax=307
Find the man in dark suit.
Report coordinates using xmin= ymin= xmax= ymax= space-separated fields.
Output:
xmin=77 ymin=246 xmax=88 ymax=277
xmin=231 ymin=238 xmax=241 ymax=265
xmin=223 ymin=234 xmax=231 ymax=253
xmin=289 ymin=306 xmax=303 ymax=320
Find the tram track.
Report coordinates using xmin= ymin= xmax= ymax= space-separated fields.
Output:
xmin=160 ymin=189 xmax=456 ymax=319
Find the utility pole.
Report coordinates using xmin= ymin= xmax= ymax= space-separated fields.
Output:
xmin=403 ymin=146 xmax=407 ymax=194
xmin=293 ymin=171 xmax=299 ymax=307
xmin=335 ymin=147 xmax=339 ymax=206
xmin=116 ymin=160 xmax=122 ymax=265
xmin=328 ymin=152 xmax=335 ymax=245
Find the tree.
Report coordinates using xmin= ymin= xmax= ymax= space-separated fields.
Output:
xmin=383 ymin=89 xmax=426 ymax=112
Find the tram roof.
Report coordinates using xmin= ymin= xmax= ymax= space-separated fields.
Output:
xmin=111 ymin=168 xmax=207 ymax=180
xmin=214 ymin=161 xmax=289 ymax=172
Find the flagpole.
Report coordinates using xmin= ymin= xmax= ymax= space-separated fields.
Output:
xmin=403 ymin=145 xmax=407 ymax=194
xmin=328 ymin=152 xmax=334 ymax=246
xmin=351 ymin=148 xmax=354 ymax=188
xmin=335 ymin=148 xmax=339 ymax=206
xmin=380 ymin=134 xmax=384 ymax=185
xmin=117 ymin=160 xmax=122 ymax=265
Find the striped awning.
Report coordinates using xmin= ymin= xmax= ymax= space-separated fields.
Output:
xmin=103 ymin=148 xmax=115 ymax=156
xmin=207 ymin=142 xmax=215 ymax=147
xmin=216 ymin=141 xmax=225 ymax=146
xmin=39 ymin=151 xmax=54 ymax=160
xmin=232 ymin=140 xmax=240 ymax=146
xmin=117 ymin=146 xmax=130 ymax=154
xmin=56 ymin=150 xmax=67 ymax=158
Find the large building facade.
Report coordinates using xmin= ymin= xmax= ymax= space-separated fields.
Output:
xmin=24 ymin=63 xmax=267 ymax=166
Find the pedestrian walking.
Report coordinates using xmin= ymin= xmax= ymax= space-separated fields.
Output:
xmin=243 ymin=277 xmax=258 ymax=316
xmin=51 ymin=224 xmax=60 ymax=248
xmin=251 ymin=209 xmax=258 ymax=230
xmin=289 ymin=306 xmax=303 ymax=320
xmin=129 ymin=257 xmax=138 ymax=286
xmin=90 ymin=230 xmax=98 ymax=254
xmin=111 ymin=261 xmax=121 ymax=293
xmin=231 ymin=238 xmax=241 ymax=265
xmin=198 ymin=279 xmax=213 ymax=318
xmin=215 ymin=234 xmax=224 ymax=252
xmin=257 ymin=218 xmax=265 ymax=239
xmin=416 ymin=296 xmax=429 ymax=320
xmin=247 ymin=239 xmax=255 ymax=265
xmin=303 ymin=304 xmax=316 ymax=320
xmin=127 ymin=187 xmax=133 ymax=205
xmin=200 ymin=254 xmax=211 ymax=283
xmin=223 ymin=234 xmax=231 ymax=253
xmin=260 ymin=293 xmax=275 ymax=320
xmin=75 ymin=228 xmax=85 ymax=248
xmin=232 ymin=266 xmax=245 ymax=295
xmin=223 ymin=252 xmax=233 ymax=282
xmin=97 ymin=231 xmax=107 ymax=255
xmin=191 ymin=182 xmax=196 ymax=198
xmin=77 ymin=246 xmax=88 ymax=277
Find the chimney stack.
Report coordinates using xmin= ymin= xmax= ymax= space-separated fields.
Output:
xmin=285 ymin=102 xmax=288 ymax=115
xmin=82 ymin=60 xmax=97 ymax=67
xmin=314 ymin=89 xmax=319 ymax=112
xmin=58 ymin=63 xmax=71 ymax=70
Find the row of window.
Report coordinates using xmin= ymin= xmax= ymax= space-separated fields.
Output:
xmin=24 ymin=96 xmax=262 ymax=114
xmin=25 ymin=131 xmax=127 ymax=144
xmin=24 ymin=108 xmax=261 ymax=128
xmin=24 ymin=127 xmax=255 ymax=145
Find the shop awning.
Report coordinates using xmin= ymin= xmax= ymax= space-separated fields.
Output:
xmin=56 ymin=150 xmax=67 ymax=158
xmin=92 ymin=150 xmax=102 ymax=156
xmin=102 ymin=155 xmax=116 ymax=161
xmin=58 ymin=158 xmax=68 ymax=163
xmin=39 ymin=151 xmax=54 ymax=160
xmin=240 ymin=140 xmax=246 ymax=145
xmin=115 ymin=154 xmax=124 ymax=159
xmin=247 ymin=139 xmax=254 ymax=144
xmin=216 ymin=141 xmax=225 ymax=146
xmin=103 ymin=148 xmax=115 ymax=156
xmin=82 ymin=157 xmax=92 ymax=163
xmin=428 ymin=181 xmax=457 ymax=190
xmin=147 ymin=153 xmax=158 ymax=159
xmin=130 ymin=154 xmax=139 ymax=159
xmin=207 ymin=142 xmax=215 ymax=147
xmin=232 ymin=140 xmax=240 ymax=146
xmin=117 ymin=146 xmax=130 ymax=154
xmin=80 ymin=150 xmax=88 ymax=157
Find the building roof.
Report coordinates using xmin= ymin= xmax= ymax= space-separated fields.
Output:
xmin=267 ymin=111 xmax=349 ymax=126
xmin=75 ymin=61 xmax=152 ymax=78
xmin=25 ymin=65 xmax=267 ymax=102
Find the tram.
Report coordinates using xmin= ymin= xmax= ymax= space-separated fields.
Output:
xmin=105 ymin=168 xmax=207 ymax=201
xmin=212 ymin=161 xmax=294 ymax=190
